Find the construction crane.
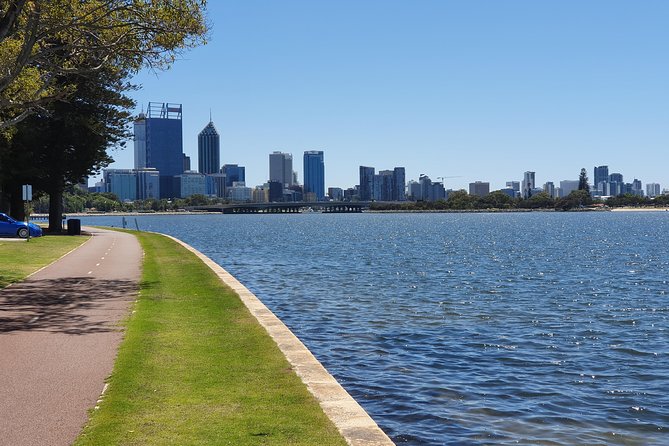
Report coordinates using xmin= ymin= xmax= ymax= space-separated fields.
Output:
xmin=437 ymin=176 xmax=462 ymax=183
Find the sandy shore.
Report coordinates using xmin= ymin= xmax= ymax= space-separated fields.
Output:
xmin=610 ymin=207 xmax=669 ymax=212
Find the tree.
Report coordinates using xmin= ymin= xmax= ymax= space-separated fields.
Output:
xmin=555 ymin=190 xmax=593 ymax=211
xmin=0 ymin=64 xmax=133 ymax=231
xmin=578 ymin=168 xmax=590 ymax=193
xmin=0 ymin=1 xmax=208 ymax=127
xmin=518 ymin=191 xmax=554 ymax=209
xmin=479 ymin=191 xmax=515 ymax=209
xmin=446 ymin=190 xmax=479 ymax=209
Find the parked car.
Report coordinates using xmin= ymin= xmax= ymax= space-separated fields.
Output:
xmin=0 ymin=213 xmax=43 ymax=238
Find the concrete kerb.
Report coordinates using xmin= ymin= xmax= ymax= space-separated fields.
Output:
xmin=160 ymin=233 xmax=395 ymax=446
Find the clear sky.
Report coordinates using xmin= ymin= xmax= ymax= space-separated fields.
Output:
xmin=100 ymin=0 xmax=668 ymax=192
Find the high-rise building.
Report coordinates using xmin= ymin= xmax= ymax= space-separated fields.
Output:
xmin=198 ymin=121 xmax=220 ymax=174
xmin=594 ymin=166 xmax=609 ymax=190
xmin=303 ymin=151 xmax=325 ymax=201
xmin=393 ymin=167 xmax=406 ymax=201
xmin=269 ymin=152 xmax=293 ymax=187
xmin=134 ymin=102 xmax=184 ymax=198
xmin=647 ymin=183 xmax=661 ymax=198
xmin=469 ymin=181 xmax=490 ymax=197
xmin=522 ymin=172 xmax=535 ymax=199
xmin=359 ymin=166 xmax=375 ymax=201
xmin=221 ymin=164 xmax=245 ymax=188
xmin=407 ymin=180 xmax=421 ymax=200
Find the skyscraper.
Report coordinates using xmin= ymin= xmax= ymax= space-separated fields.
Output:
xmin=198 ymin=120 xmax=220 ymax=174
xmin=359 ymin=166 xmax=375 ymax=201
xmin=594 ymin=165 xmax=609 ymax=190
xmin=522 ymin=171 xmax=535 ymax=199
xmin=393 ymin=167 xmax=406 ymax=201
xmin=303 ymin=151 xmax=325 ymax=201
xmin=269 ymin=152 xmax=293 ymax=187
xmin=134 ymin=102 xmax=184 ymax=198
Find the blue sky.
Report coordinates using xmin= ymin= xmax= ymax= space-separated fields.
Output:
xmin=102 ymin=0 xmax=668 ymax=191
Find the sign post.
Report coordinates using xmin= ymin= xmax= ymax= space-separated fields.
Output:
xmin=22 ymin=184 xmax=32 ymax=242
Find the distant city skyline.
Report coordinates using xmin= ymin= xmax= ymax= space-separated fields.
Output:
xmin=97 ymin=1 xmax=667 ymax=191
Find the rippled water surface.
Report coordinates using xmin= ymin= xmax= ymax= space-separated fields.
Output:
xmin=80 ymin=212 xmax=669 ymax=445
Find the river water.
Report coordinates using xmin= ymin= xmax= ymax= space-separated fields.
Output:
xmin=78 ymin=212 xmax=669 ymax=445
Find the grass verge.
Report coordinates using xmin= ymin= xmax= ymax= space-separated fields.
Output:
xmin=0 ymin=235 xmax=89 ymax=288
xmin=74 ymin=231 xmax=347 ymax=446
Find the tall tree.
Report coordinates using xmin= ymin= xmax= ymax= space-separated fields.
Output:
xmin=0 ymin=65 xmax=133 ymax=230
xmin=0 ymin=1 xmax=208 ymax=128
xmin=578 ymin=168 xmax=590 ymax=193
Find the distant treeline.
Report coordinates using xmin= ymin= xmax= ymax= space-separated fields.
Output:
xmin=30 ymin=187 xmax=669 ymax=214
xmin=370 ymin=190 xmax=669 ymax=211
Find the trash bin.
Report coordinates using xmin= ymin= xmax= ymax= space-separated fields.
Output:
xmin=67 ymin=219 xmax=81 ymax=235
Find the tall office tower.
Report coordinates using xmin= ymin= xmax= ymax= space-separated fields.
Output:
xmin=222 ymin=164 xmax=246 ymax=188
xmin=303 ymin=151 xmax=325 ymax=201
xmin=269 ymin=151 xmax=293 ymax=187
xmin=522 ymin=171 xmax=536 ymax=199
xmin=393 ymin=167 xmax=406 ymax=201
xmin=374 ymin=170 xmax=394 ymax=201
xmin=359 ymin=166 xmax=375 ymax=201
xmin=198 ymin=120 xmax=220 ymax=174
xmin=469 ymin=181 xmax=490 ymax=197
xmin=134 ymin=102 xmax=184 ymax=198
xmin=594 ymin=166 xmax=609 ymax=190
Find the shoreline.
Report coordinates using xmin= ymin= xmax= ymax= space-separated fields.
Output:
xmin=31 ymin=205 xmax=669 ymax=219
xmin=161 ymin=232 xmax=394 ymax=445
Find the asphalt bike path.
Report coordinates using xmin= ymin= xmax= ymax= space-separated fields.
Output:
xmin=0 ymin=228 xmax=142 ymax=446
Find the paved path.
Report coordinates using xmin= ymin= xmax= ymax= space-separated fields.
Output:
xmin=0 ymin=228 xmax=142 ymax=446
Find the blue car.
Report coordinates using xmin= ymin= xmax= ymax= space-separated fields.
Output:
xmin=0 ymin=212 xmax=43 ymax=238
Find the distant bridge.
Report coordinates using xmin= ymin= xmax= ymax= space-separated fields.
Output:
xmin=190 ymin=201 xmax=376 ymax=214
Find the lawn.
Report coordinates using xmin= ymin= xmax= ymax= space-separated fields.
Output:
xmin=74 ymin=231 xmax=347 ymax=446
xmin=0 ymin=235 xmax=89 ymax=288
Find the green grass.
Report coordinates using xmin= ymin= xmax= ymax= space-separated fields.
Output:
xmin=0 ymin=235 xmax=89 ymax=288
xmin=74 ymin=231 xmax=347 ymax=446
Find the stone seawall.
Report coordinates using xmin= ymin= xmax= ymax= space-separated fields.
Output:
xmin=162 ymin=233 xmax=395 ymax=446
